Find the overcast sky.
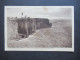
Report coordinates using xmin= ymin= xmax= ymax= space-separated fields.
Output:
xmin=6 ymin=6 xmax=73 ymax=19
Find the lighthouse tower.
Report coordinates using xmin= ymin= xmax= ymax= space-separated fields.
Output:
xmin=21 ymin=12 xmax=24 ymax=18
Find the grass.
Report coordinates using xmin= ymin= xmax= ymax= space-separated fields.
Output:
xmin=7 ymin=19 xmax=72 ymax=48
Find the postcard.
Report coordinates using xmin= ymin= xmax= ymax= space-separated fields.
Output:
xmin=4 ymin=6 xmax=74 ymax=51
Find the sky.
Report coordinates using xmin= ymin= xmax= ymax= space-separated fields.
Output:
xmin=6 ymin=6 xmax=73 ymax=19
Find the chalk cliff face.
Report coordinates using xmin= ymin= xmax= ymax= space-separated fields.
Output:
xmin=7 ymin=17 xmax=52 ymax=40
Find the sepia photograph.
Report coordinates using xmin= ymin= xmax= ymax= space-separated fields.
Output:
xmin=4 ymin=6 xmax=74 ymax=51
